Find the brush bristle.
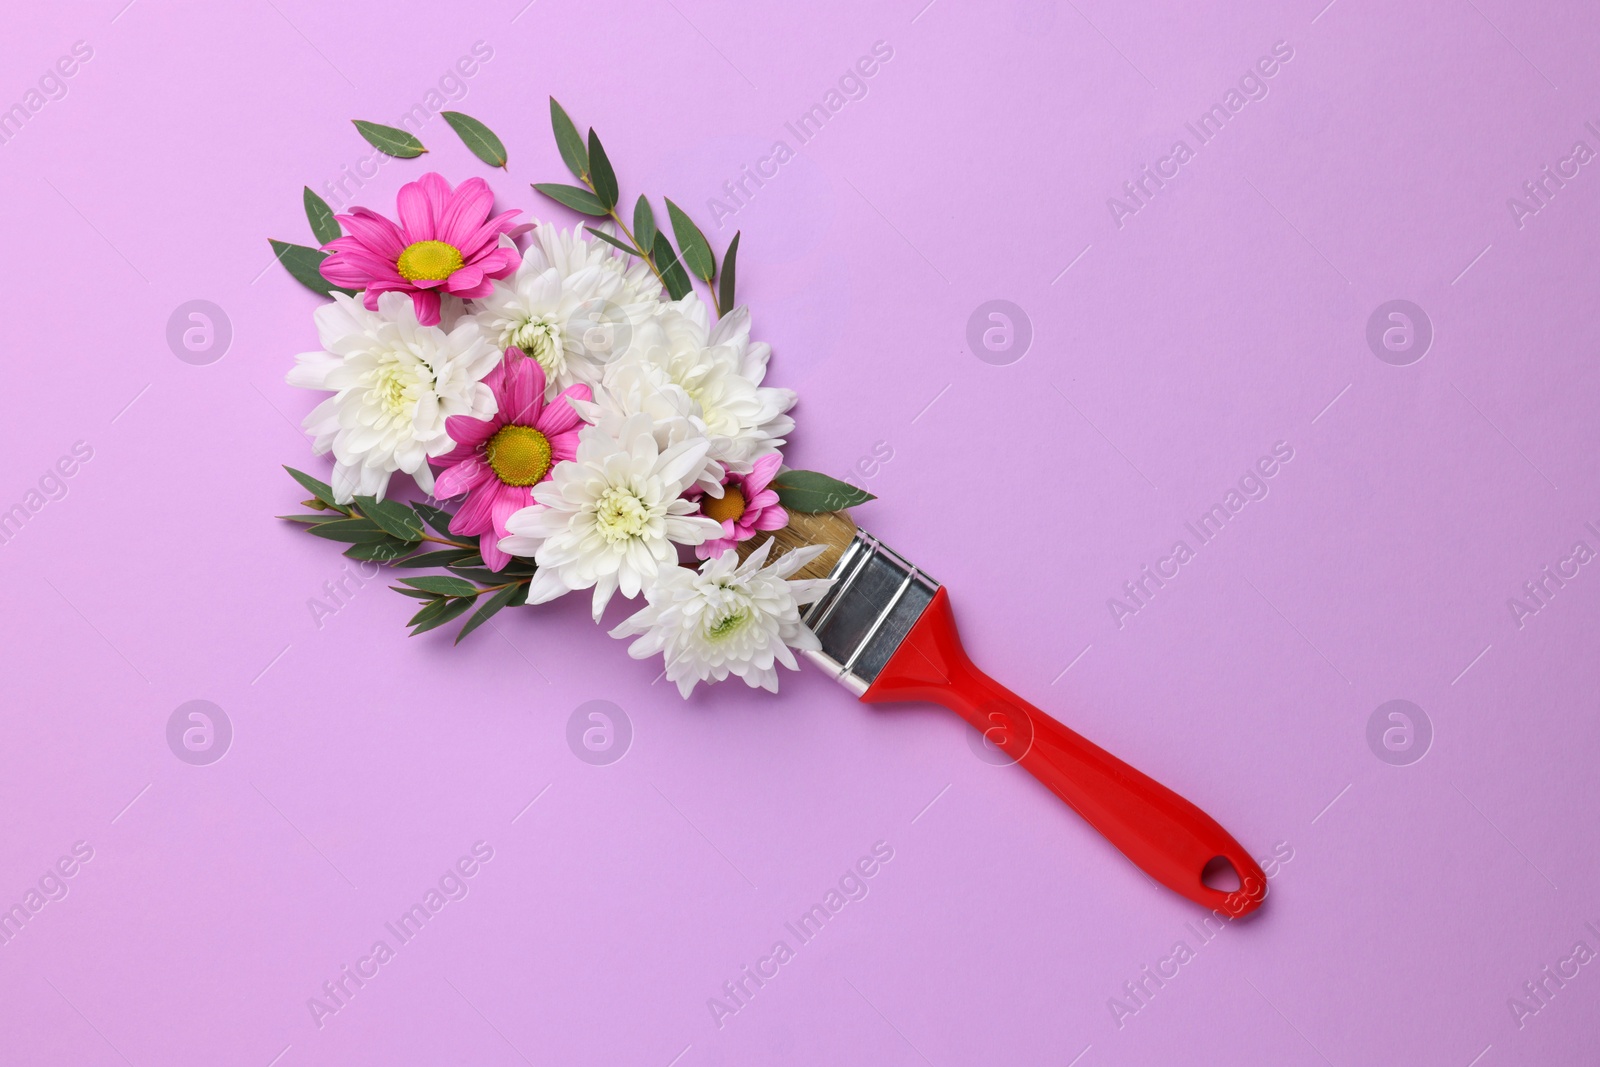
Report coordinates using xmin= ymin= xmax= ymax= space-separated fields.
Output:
xmin=736 ymin=510 xmax=857 ymax=580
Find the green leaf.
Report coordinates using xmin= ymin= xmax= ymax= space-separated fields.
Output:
xmin=446 ymin=566 xmax=501 ymax=584
xmin=283 ymin=467 xmax=350 ymax=511
xmin=352 ymin=119 xmax=426 ymax=158
xmin=441 ymin=111 xmax=508 ymax=169
xmin=770 ymin=470 xmax=877 ymax=514
xmin=587 ymin=129 xmax=618 ymax=210
xmin=412 ymin=502 xmax=457 ymax=538
xmin=651 ymin=231 xmax=693 ymax=300
xmin=392 ymin=548 xmax=479 ymax=569
xmin=633 ymin=195 xmax=657 ymax=251
xmin=549 ymin=97 xmax=589 ymax=179
xmin=508 ymin=582 xmax=532 ymax=606
xmin=343 ymin=539 xmax=414 ymax=562
xmin=718 ymin=231 xmax=740 ymax=313
xmin=277 ymin=513 xmax=333 ymax=525
xmin=399 ymin=576 xmax=480 ymax=597
xmin=307 ymin=518 xmax=392 ymax=543
xmin=353 ymin=496 xmax=424 ymax=541
xmin=411 ymin=597 xmax=476 ymax=635
xmin=585 ymin=226 xmax=640 ymax=256
xmin=455 ymin=582 xmax=521 ymax=644
xmin=533 ymin=182 xmax=609 ymax=217
xmin=407 ymin=597 xmax=452 ymax=628
xmin=269 ymin=240 xmax=358 ymax=297
xmin=303 ymin=187 xmax=341 ymax=246
xmin=664 ymin=199 xmax=715 ymax=282
xmin=391 ymin=585 xmax=440 ymax=600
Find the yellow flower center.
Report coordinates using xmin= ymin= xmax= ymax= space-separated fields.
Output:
xmin=701 ymin=486 xmax=746 ymax=525
xmin=372 ymin=365 xmax=417 ymax=417
xmin=485 ymin=425 xmax=553 ymax=486
xmin=593 ymin=487 xmax=650 ymax=543
xmin=396 ymin=240 xmax=465 ymax=281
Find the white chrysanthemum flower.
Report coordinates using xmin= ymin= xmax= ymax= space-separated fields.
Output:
xmin=499 ymin=414 xmax=723 ymax=620
xmin=571 ymin=360 xmax=728 ymax=495
xmin=619 ymin=295 xmax=796 ymax=473
xmin=287 ymin=291 xmax=498 ymax=503
xmin=610 ymin=540 xmax=832 ymax=698
xmin=470 ymin=223 xmax=662 ymax=398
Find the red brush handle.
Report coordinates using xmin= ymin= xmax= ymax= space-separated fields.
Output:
xmin=863 ymin=588 xmax=1267 ymax=916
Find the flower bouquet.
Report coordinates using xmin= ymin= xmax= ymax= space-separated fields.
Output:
xmin=274 ymin=102 xmax=871 ymax=696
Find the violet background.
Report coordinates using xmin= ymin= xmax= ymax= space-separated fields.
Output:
xmin=3 ymin=0 xmax=1598 ymax=1064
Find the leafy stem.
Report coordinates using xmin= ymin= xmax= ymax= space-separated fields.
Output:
xmin=544 ymin=98 xmax=725 ymax=315
xmin=281 ymin=466 xmax=532 ymax=642
xmin=420 ymin=531 xmax=475 ymax=550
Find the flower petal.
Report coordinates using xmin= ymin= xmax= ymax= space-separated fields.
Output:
xmin=445 ymin=413 xmax=498 ymax=449
xmin=435 ymin=455 xmax=491 ymax=499
xmin=744 ymin=451 xmax=783 ymax=495
xmin=410 ymin=289 xmax=442 ymax=326
xmin=396 ymin=175 xmax=438 ymax=241
xmin=480 ymin=530 xmax=512 ymax=571
xmin=501 ymin=352 xmax=545 ymax=425
xmin=336 ymin=207 xmax=406 ymax=257
xmin=451 ymin=480 xmax=498 ymax=533
xmin=538 ymin=384 xmax=591 ymax=436
xmin=444 ymin=264 xmax=485 ymax=292
xmin=439 ymin=177 xmax=494 ymax=248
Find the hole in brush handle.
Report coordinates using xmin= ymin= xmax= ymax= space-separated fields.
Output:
xmin=1201 ymin=855 xmax=1242 ymax=892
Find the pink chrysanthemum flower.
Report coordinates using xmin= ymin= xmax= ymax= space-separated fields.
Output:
xmin=320 ymin=173 xmax=525 ymax=327
xmin=434 ymin=349 xmax=591 ymax=570
xmin=691 ymin=452 xmax=789 ymax=560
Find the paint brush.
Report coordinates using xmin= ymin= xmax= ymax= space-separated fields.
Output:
xmin=742 ymin=510 xmax=1268 ymax=916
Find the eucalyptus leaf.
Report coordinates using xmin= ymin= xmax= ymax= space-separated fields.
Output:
xmin=353 ymin=495 xmax=424 ymax=541
xmin=277 ymin=513 xmax=332 ymax=525
xmin=508 ymin=582 xmax=532 ymax=606
xmin=343 ymin=538 xmax=413 ymax=562
xmin=664 ymin=198 xmax=715 ymax=282
xmin=399 ymin=576 xmax=480 ymax=597
xmin=441 ymin=111 xmax=508 ymax=168
xmin=352 ymin=119 xmax=427 ymax=158
xmin=307 ymin=518 xmax=392 ymax=543
xmin=303 ymin=187 xmax=341 ymax=246
xmin=455 ymin=583 xmax=521 ymax=644
xmin=633 ymin=196 xmax=657 ymax=251
xmin=587 ymin=129 xmax=618 ymax=210
xmin=651 ymin=231 xmax=693 ymax=300
xmin=718 ymin=231 xmax=740 ymax=313
xmin=412 ymin=597 xmax=476 ymax=635
xmin=446 ymin=566 xmax=501 ymax=584
xmin=284 ymin=467 xmax=347 ymax=511
xmin=412 ymin=502 xmax=457 ymax=538
xmin=770 ymin=470 xmax=877 ymax=514
xmin=585 ymin=226 xmax=640 ymax=256
xmin=391 ymin=585 xmax=440 ymax=600
xmin=269 ymin=240 xmax=358 ymax=297
xmin=549 ymin=98 xmax=589 ymax=179
xmin=408 ymin=598 xmax=451 ymax=628
xmin=533 ymin=182 xmax=609 ymax=217
xmin=392 ymin=548 xmax=479 ymax=569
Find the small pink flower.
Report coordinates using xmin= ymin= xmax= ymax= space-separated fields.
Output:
xmin=434 ymin=350 xmax=590 ymax=571
xmin=691 ymin=453 xmax=789 ymax=560
xmin=320 ymin=172 xmax=525 ymax=327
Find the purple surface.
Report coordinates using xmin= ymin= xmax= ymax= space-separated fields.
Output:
xmin=3 ymin=0 xmax=1598 ymax=1064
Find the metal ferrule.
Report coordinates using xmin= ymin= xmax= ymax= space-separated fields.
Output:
xmin=801 ymin=529 xmax=939 ymax=697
